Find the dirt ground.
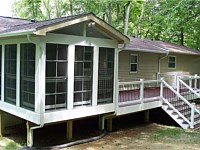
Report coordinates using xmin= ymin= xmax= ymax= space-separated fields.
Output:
xmin=63 ymin=123 xmax=200 ymax=150
xmin=1 ymin=111 xmax=200 ymax=150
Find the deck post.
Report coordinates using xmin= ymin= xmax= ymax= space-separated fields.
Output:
xmin=160 ymin=78 xmax=163 ymax=98
xmin=190 ymin=103 xmax=195 ymax=129
xmin=140 ymin=79 xmax=144 ymax=103
xmin=0 ymin=111 xmax=4 ymax=137
xmin=144 ymin=110 xmax=150 ymax=122
xmin=194 ymin=74 xmax=198 ymax=89
xmin=26 ymin=121 xmax=34 ymax=146
xmin=67 ymin=120 xmax=73 ymax=141
xmin=98 ymin=115 xmax=104 ymax=130
xmin=106 ymin=118 xmax=113 ymax=132
xmin=176 ymin=77 xmax=180 ymax=93
xmin=189 ymin=76 xmax=192 ymax=88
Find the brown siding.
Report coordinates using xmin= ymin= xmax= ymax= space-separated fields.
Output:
xmin=119 ymin=51 xmax=159 ymax=81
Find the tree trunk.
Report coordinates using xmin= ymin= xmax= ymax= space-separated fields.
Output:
xmin=117 ymin=3 xmax=120 ymax=25
xmin=42 ymin=0 xmax=51 ymax=19
xmin=135 ymin=4 xmax=145 ymax=38
xmin=108 ymin=3 xmax=112 ymax=25
xmin=180 ymin=28 xmax=184 ymax=46
xmin=124 ymin=1 xmax=131 ymax=35
xmin=70 ymin=0 xmax=73 ymax=15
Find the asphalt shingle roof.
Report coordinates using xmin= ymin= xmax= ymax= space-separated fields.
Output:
xmin=122 ymin=36 xmax=200 ymax=55
xmin=0 ymin=16 xmax=32 ymax=32
xmin=0 ymin=13 xmax=91 ymax=34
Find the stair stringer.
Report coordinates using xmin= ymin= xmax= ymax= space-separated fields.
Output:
xmin=161 ymin=98 xmax=190 ymax=129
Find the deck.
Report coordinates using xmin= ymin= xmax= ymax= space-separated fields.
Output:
xmin=117 ymin=80 xmax=196 ymax=116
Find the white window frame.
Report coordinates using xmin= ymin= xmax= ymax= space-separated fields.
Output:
xmin=130 ymin=54 xmax=138 ymax=73
xmin=168 ymin=56 xmax=176 ymax=69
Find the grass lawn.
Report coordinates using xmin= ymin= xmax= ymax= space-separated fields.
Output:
xmin=0 ymin=137 xmax=23 ymax=150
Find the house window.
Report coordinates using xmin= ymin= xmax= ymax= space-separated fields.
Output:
xmin=98 ymin=47 xmax=114 ymax=104
xmin=4 ymin=44 xmax=17 ymax=104
xmin=20 ymin=43 xmax=35 ymax=111
xmin=168 ymin=56 xmax=176 ymax=69
xmin=130 ymin=54 xmax=138 ymax=73
xmin=74 ymin=46 xmax=93 ymax=107
xmin=45 ymin=44 xmax=68 ymax=110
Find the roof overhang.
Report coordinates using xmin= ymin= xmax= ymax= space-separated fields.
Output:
xmin=0 ymin=29 xmax=35 ymax=38
xmin=34 ymin=13 xmax=130 ymax=44
xmin=119 ymin=47 xmax=168 ymax=54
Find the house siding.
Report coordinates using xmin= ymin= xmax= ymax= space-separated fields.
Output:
xmin=160 ymin=53 xmax=200 ymax=75
xmin=119 ymin=51 xmax=159 ymax=81
xmin=119 ymin=51 xmax=200 ymax=82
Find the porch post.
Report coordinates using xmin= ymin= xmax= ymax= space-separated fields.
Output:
xmin=66 ymin=120 xmax=73 ymax=141
xmin=92 ymin=46 xmax=99 ymax=106
xmin=0 ymin=111 xmax=4 ymax=137
xmin=16 ymin=44 xmax=20 ymax=107
xmin=190 ymin=103 xmax=195 ymax=129
xmin=67 ymin=45 xmax=75 ymax=110
xmin=140 ymin=79 xmax=144 ymax=103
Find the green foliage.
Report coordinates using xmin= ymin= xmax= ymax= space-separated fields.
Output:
xmin=12 ymin=0 xmax=200 ymax=50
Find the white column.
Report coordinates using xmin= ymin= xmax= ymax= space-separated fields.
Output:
xmin=140 ymin=79 xmax=144 ymax=103
xmin=35 ymin=43 xmax=46 ymax=114
xmin=16 ymin=44 xmax=20 ymax=107
xmin=67 ymin=45 xmax=75 ymax=110
xmin=1 ymin=45 xmax=5 ymax=102
xmin=92 ymin=46 xmax=99 ymax=106
xmin=114 ymin=49 xmax=119 ymax=112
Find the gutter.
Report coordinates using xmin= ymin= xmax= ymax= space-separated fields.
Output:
xmin=0 ymin=29 xmax=36 ymax=38
xmin=27 ymin=34 xmax=44 ymax=147
xmin=119 ymin=47 xmax=167 ymax=54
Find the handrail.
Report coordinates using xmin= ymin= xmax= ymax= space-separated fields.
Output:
xmin=119 ymin=79 xmax=161 ymax=85
xmin=162 ymin=80 xmax=193 ymax=107
xmin=179 ymin=75 xmax=200 ymax=80
xmin=162 ymin=79 xmax=194 ymax=128
xmin=177 ymin=78 xmax=200 ymax=98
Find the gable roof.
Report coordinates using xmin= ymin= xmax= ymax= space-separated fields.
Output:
xmin=0 ymin=13 xmax=129 ymax=44
xmin=120 ymin=36 xmax=200 ymax=55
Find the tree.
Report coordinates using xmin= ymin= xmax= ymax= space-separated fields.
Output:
xmin=12 ymin=0 xmax=200 ymax=50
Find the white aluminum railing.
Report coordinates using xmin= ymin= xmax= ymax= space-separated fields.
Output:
xmin=119 ymin=79 xmax=161 ymax=106
xmin=119 ymin=78 xmax=200 ymax=128
xmin=161 ymin=79 xmax=196 ymax=128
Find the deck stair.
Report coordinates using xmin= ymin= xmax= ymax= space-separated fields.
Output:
xmin=161 ymin=79 xmax=200 ymax=129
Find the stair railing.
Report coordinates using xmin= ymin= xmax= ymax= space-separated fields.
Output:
xmin=177 ymin=77 xmax=200 ymax=99
xmin=161 ymin=78 xmax=195 ymax=128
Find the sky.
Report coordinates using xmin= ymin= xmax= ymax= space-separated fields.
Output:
xmin=0 ymin=0 xmax=15 ymax=17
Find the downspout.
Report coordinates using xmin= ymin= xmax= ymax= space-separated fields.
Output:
xmin=27 ymin=34 xmax=44 ymax=147
xmin=158 ymin=51 xmax=169 ymax=79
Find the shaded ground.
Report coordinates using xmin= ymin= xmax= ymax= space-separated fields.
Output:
xmin=65 ymin=123 xmax=200 ymax=150
xmin=1 ymin=111 xmax=200 ymax=149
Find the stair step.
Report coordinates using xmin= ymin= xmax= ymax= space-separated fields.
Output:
xmin=194 ymin=123 xmax=200 ymax=129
